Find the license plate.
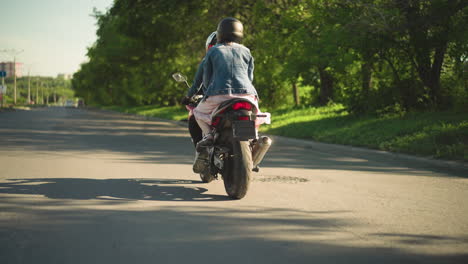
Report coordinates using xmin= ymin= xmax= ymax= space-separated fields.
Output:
xmin=232 ymin=120 xmax=256 ymax=141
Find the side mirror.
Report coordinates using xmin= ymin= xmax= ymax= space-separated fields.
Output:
xmin=172 ymin=72 xmax=188 ymax=83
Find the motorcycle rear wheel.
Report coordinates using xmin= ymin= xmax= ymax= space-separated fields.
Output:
xmin=223 ymin=140 xmax=252 ymax=199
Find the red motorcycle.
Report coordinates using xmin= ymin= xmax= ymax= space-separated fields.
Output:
xmin=173 ymin=73 xmax=272 ymax=199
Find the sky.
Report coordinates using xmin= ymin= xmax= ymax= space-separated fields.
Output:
xmin=0 ymin=0 xmax=114 ymax=77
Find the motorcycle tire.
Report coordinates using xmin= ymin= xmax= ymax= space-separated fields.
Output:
xmin=223 ymin=140 xmax=252 ymax=199
xmin=200 ymin=172 xmax=215 ymax=183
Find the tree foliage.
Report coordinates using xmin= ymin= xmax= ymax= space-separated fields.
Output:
xmin=2 ymin=76 xmax=73 ymax=105
xmin=73 ymin=0 xmax=468 ymax=113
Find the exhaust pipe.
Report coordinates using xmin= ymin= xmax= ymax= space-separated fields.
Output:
xmin=252 ymin=136 xmax=272 ymax=167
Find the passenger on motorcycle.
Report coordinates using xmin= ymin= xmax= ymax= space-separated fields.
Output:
xmin=193 ymin=17 xmax=260 ymax=171
xmin=184 ymin=31 xmax=217 ymax=101
xmin=183 ymin=31 xmax=217 ymax=147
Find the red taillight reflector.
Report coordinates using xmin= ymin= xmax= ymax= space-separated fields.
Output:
xmin=238 ymin=116 xmax=250 ymax=121
xmin=232 ymin=102 xmax=252 ymax=110
xmin=211 ymin=116 xmax=221 ymax=127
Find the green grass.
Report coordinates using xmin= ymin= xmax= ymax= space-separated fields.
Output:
xmin=95 ymin=103 xmax=468 ymax=161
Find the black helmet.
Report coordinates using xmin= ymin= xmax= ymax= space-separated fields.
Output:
xmin=216 ymin=17 xmax=243 ymax=43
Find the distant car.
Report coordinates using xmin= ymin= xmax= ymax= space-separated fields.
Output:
xmin=64 ymin=100 xmax=76 ymax=108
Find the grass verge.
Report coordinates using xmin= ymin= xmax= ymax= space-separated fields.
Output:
xmin=263 ymin=104 xmax=467 ymax=161
xmin=95 ymin=104 xmax=467 ymax=162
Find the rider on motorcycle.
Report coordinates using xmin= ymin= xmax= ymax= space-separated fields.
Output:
xmin=192 ymin=17 xmax=260 ymax=173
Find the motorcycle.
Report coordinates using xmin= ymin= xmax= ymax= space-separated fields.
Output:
xmin=172 ymin=72 xmax=272 ymax=199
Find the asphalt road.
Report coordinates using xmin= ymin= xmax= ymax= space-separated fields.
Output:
xmin=0 ymin=107 xmax=467 ymax=264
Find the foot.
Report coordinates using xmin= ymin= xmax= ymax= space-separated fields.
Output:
xmin=193 ymin=150 xmax=209 ymax=173
xmin=196 ymin=133 xmax=214 ymax=152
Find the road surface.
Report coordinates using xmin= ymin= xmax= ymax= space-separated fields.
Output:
xmin=1 ymin=107 xmax=467 ymax=263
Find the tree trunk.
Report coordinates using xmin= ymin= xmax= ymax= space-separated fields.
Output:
xmin=292 ymin=79 xmax=300 ymax=106
xmin=361 ymin=60 xmax=372 ymax=99
xmin=397 ymin=0 xmax=454 ymax=108
xmin=318 ymin=66 xmax=333 ymax=105
xmin=428 ymin=42 xmax=447 ymax=106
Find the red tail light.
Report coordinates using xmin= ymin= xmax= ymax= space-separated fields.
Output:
xmin=232 ymin=102 xmax=252 ymax=111
xmin=211 ymin=116 xmax=221 ymax=127
xmin=238 ymin=116 xmax=250 ymax=121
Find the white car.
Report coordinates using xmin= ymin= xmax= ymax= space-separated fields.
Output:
xmin=64 ymin=100 xmax=76 ymax=108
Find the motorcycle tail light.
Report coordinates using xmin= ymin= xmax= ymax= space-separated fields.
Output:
xmin=212 ymin=116 xmax=221 ymax=127
xmin=238 ymin=116 xmax=250 ymax=121
xmin=232 ymin=102 xmax=252 ymax=111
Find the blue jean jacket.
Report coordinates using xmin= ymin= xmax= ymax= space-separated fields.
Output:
xmin=203 ymin=43 xmax=257 ymax=97
xmin=186 ymin=59 xmax=205 ymax=98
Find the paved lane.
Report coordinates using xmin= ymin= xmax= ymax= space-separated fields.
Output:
xmin=1 ymin=107 xmax=467 ymax=264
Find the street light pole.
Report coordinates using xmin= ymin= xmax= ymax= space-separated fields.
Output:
xmin=36 ymin=80 xmax=39 ymax=105
xmin=28 ymin=70 xmax=31 ymax=104
xmin=41 ymin=83 xmax=44 ymax=104
xmin=1 ymin=75 xmax=4 ymax=107
xmin=24 ymin=64 xmax=34 ymax=105
xmin=13 ymin=55 xmax=17 ymax=104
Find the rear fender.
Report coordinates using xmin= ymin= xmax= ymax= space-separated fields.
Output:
xmin=212 ymin=109 xmax=256 ymax=129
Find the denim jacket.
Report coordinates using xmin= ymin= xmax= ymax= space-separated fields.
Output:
xmin=203 ymin=43 xmax=257 ymax=97
xmin=186 ymin=58 xmax=205 ymax=98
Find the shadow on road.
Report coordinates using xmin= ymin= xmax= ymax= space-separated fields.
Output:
xmin=0 ymin=108 xmax=195 ymax=165
xmin=0 ymin=199 xmax=466 ymax=264
xmin=369 ymin=233 xmax=468 ymax=246
xmin=0 ymin=178 xmax=228 ymax=201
